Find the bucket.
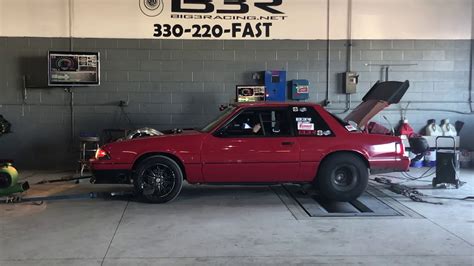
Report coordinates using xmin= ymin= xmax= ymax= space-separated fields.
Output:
xmin=423 ymin=150 xmax=436 ymax=167
xmin=410 ymin=159 xmax=424 ymax=168
xmin=471 ymin=151 xmax=474 ymax=168
xmin=423 ymin=160 xmax=436 ymax=167
xmin=460 ymin=150 xmax=471 ymax=168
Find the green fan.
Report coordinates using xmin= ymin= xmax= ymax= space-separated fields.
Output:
xmin=0 ymin=161 xmax=29 ymax=197
xmin=0 ymin=115 xmax=29 ymax=197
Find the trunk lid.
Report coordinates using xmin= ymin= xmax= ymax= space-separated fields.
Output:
xmin=344 ymin=80 xmax=410 ymax=128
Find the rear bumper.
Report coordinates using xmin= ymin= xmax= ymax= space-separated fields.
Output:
xmin=90 ymin=161 xmax=132 ymax=184
xmin=92 ymin=169 xmax=132 ymax=184
xmin=369 ymin=156 xmax=410 ymax=174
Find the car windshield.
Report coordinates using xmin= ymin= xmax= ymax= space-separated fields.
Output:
xmin=199 ymin=106 xmax=236 ymax=133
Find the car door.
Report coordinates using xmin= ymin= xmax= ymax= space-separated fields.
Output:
xmin=201 ymin=107 xmax=300 ymax=183
xmin=289 ymin=105 xmax=339 ymax=182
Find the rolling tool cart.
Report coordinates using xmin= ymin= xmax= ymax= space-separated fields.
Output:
xmin=432 ymin=136 xmax=461 ymax=188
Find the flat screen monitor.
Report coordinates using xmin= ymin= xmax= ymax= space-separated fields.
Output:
xmin=236 ymin=85 xmax=266 ymax=102
xmin=48 ymin=51 xmax=100 ymax=86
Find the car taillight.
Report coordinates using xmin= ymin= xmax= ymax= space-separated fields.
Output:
xmin=396 ymin=142 xmax=405 ymax=155
xmin=95 ymin=148 xmax=110 ymax=160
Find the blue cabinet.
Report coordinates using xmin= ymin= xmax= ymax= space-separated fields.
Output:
xmin=290 ymin=79 xmax=310 ymax=100
xmin=264 ymin=71 xmax=286 ymax=102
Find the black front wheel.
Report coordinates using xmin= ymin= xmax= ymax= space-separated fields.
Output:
xmin=134 ymin=155 xmax=183 ymax=203
xmin=315 ymin=153 xmax=368 ymax=202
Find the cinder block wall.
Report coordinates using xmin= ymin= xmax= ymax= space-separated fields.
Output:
xmin=0 ymin=37 xmax=472 ymax=168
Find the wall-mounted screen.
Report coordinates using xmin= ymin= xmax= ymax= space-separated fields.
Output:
xmin=236 ymin=85 xmax=266 ymax=102
xmin=48 ymin=51 xmax=100 ymax=86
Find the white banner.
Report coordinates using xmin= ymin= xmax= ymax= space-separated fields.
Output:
xmin=144 ymin=0 xmax=326 ymax=40
xmin=74 ymin=0 xmax=327 ymax=40
xmin=0 ymin=0 xmax=471 ymax=39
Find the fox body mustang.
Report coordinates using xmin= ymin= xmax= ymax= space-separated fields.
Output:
xmin=90 ymin=81 xmax=410 ymax=203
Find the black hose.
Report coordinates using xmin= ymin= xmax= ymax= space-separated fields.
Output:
xmin=324 ymin=0 xmax=331 ymax=106
xmin=400 ymin=167 xmax=436 ymax=181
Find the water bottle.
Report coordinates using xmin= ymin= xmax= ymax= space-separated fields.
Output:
xmin=440 ymin=119 xmax=457 ymax=137
xmin=425 ymin=119 xmax=442 ymax=136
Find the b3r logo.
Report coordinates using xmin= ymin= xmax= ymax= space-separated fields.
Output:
xmin=139 ymin=0 xmax=165 ymax=17
xmin=172 ymin=0 xmax=284 ymax=14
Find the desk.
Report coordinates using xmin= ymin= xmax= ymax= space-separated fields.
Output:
xmin=402 ymin=136 xmax=459 ymax=150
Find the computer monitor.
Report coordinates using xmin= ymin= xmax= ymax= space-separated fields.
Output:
xmin=48 ymin=51 xmax=100 ymax=86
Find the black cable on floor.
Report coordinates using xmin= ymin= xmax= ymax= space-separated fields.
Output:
xmin=370 ymin=177 xmax=473 ymax=202
xmin=400 ymin=166 xmax=435 ymax=181
xmin=430 ymin=196 xmax=474 ymax=201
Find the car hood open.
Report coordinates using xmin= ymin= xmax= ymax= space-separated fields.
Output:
xmin=344 ymin=80 xmax=410 ymax=128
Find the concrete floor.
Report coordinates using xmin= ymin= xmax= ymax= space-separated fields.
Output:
xmin=1 ymin=168 xmax=473 ymax=266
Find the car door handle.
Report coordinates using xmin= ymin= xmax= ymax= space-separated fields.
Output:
xmin=281 ymin=141 xmax=294 ymax=146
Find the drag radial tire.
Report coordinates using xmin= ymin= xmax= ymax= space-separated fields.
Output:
xmin=133 ymin=155 xmax=183 ymax=203
xmin=315 ymin=153 xmax=368 ymax=202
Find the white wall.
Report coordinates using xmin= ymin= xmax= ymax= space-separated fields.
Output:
xmin=1 ymin=0 xmax=70 ymax=37
xmin=0 ymin=0 xmax=472 ymax=39
xmin=350 ymin=0 xmax=472 ymax=39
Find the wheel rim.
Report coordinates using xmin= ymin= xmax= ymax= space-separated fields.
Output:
xmin=331 ymin=164 xmax=358 ymax=192
xmin=140 ymin=163 xmax=176 ymax=198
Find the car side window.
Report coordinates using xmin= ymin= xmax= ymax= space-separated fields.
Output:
xmin=291 ymin=106 xmax=334 ymax=137
xmin=219 ymin=108 xmax=291 ymax=137
xmin=260 ymin=109 xmax=291 ymax=136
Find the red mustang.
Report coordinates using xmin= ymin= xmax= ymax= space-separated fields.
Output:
xmin=90 ymin=81 xmax=410 ymax=203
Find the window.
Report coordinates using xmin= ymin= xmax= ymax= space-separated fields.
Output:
xmin=260 ymin=109 xmax=291 ymax=136
xmin=200 ymin=106 xmax=236 ymax=133
xmin=290 ymin=106 xmax=334 ymax=137
xmin=218 ymin=108 xmax=291 ymax=137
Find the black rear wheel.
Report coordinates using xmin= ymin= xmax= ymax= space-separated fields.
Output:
xmin=134 ymin=155 xmax=183 ymax=203
xmin=315 ymin=153 xmax=368 ymax=202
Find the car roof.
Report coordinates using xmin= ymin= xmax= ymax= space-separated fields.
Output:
xmin=234 ymin=101 xmax=321 ymax=108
